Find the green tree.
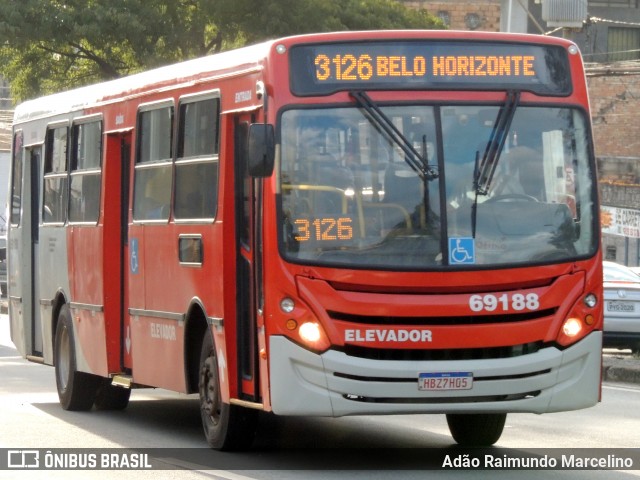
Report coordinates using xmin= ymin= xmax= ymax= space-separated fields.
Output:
xmin=0 ymin=0 xmax=444 ymax=102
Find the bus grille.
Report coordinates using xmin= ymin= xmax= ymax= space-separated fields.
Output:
xmin=328 ymin=309 xmax=556 ymax=326
xmin=338 ymin=341 xmax=544 ymax=361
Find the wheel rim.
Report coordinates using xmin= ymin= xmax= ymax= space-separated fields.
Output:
xmin=57 ymin=326 xmax=71 ymax=392
xmin=200 ymin=352 xmax=221 ymax=427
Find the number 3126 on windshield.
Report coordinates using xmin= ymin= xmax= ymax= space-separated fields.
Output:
xmin=294 ymin=216 xmax=354 ymax=242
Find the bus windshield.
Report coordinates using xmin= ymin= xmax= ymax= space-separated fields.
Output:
xmin=278 ymin=103 xmax=596 ymax=269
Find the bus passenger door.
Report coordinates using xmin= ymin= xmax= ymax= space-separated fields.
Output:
xmin=234 ymin=115 xmax=261 ymax=403
xmin=29 ymin=148 xmax=44 ymax=356
xmin=103 ymin=132 xmax=132 ymax=372
xmin=9 ymin=145 xmax=43 ymax=358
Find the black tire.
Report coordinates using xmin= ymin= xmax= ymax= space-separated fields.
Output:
xmin=446 ymin=413 xmax=507 ymax=446
xmin=199 ymin=331 xmax=258 ymax=450
xmin=54 ymin=305 xmax=101 ymax=411
xmin=94 ymin=379 xmax=131 ymax=410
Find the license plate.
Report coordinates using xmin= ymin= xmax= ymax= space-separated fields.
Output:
xmin=606 ymin=301 xmax=635 ymax=313
xmin=418 ymin=372 xmax=473 ymax=391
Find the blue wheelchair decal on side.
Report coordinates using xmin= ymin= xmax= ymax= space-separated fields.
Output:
xmin=130 ymin=238 xmax=139 ymax=274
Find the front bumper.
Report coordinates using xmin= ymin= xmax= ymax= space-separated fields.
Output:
xmin=269 ymin=331 xmax=602 ymax=416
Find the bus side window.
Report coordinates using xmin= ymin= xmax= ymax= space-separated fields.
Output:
xmin=174 ymin=96 xmax=220 ymax=220
xmin=135 ymin=166 xmax=172 ymax=220
xmin=10 ymin=131 xmax=23 ymax=226
xmin=43 ymin=125 xmax=69 ymax=224
xmin=69 ymin=120 xmax=102 ymax=223
xmin=133 ymin=104 xmax=173 ymax=221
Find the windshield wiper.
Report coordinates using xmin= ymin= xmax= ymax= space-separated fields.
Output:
xmin=350 ymin=91 xmax=438 ymax=181
xmin=471 ymin=90 xmax=520 ymax=239
xmin=474 ymin=90 xmax=521 ymax=195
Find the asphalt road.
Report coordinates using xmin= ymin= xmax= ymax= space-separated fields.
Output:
xmin=1 ymin=315 xmax=639 ymax=480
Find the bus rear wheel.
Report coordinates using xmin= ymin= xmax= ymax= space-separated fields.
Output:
xmin=54 ymin=305 xmax=101 ymax=411
xmin=198 ymin=331 xmax=258 ymax=450
xmin=446 ymin=413 xmax=507 ymax=446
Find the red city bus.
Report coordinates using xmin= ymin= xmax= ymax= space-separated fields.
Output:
xmin=8 ymin=30 xmax=602 ymax=449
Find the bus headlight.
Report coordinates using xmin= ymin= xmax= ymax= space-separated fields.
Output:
xmin=562 ymin=317 xmax=583 ymax=337
xmin=299 ymin=322 xmax=322 ymax=342
xmin=557 ymin=316 xmax=587 ymax=347
xmin=556 ymin=293 xmax=601 ymax=347
xmin=279 ymin=295 xmax=331 ymax=353
xmin=297 ymin=321 xmax=331 ymax=353
xmin=280 ymin=297 xmax=295 ymax=313
xmin=583 ymin=293 xmax=597 ymax=308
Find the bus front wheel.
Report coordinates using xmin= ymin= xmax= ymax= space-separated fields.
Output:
xmin=54 ymin=305 xmax=101 ymax=411
xmin=198 ymin=331 xmax=258 ymax=450
xmin=446 ymin=413 xmax=506 ymax=446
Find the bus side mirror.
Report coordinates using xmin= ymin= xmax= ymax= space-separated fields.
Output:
xmin=247 ymin=123 xmax=275 ymax=177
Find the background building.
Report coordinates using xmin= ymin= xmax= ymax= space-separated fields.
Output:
xmin=402 ymin=0 xmax=640 ymax=265
xmin=403 ymin=0 xmax=502 ymax=31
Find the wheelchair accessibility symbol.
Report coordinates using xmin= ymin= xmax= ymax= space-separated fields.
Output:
xmin=130 ymin=238 xmax=139 ymax=274
xmin=449 ymin=237 xmax=475 ymax=265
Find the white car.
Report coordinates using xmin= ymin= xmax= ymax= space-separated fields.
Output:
xmin=603 ymin=261 xmax=640 ymax=355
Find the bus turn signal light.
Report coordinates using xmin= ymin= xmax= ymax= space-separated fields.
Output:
xmin=286 ymin=319 xmax=298 ymax=330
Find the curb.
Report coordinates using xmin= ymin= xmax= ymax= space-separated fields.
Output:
xmin=602 ymin=355 xmax=640 ymax=385
xmin=603 ymin=366 xmax=640 ymax=384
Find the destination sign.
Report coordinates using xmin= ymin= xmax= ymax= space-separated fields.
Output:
xmin=290 ymin=41 xmax=571 ymax=96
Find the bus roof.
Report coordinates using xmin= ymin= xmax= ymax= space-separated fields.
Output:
xmin=13 ymin=40 xmax=273 ymax=124
xmin=13 ymin=30 xmax=576 ymax=125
